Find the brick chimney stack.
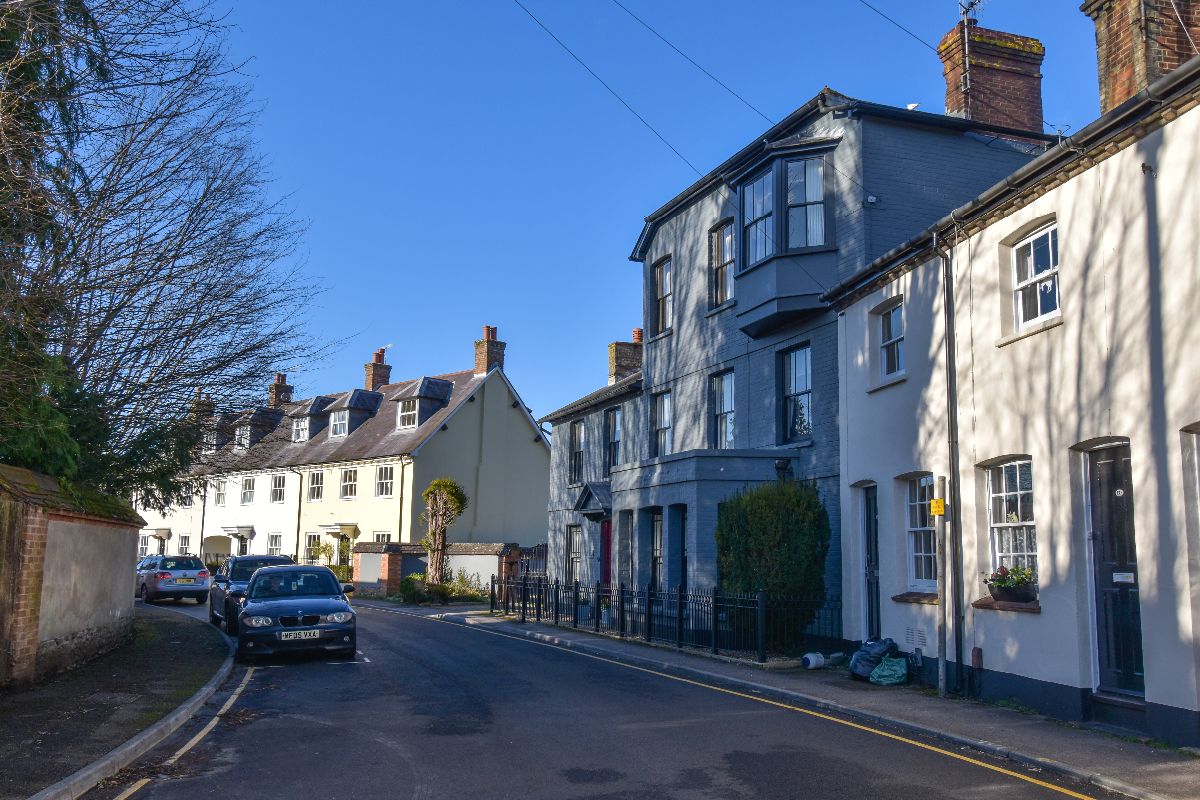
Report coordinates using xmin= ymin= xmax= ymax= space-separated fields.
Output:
xmin=608 ymin=329 xmax=643 ymax=386
xmin=1083 ymin=0 xmax=1200 ymax=113
xmin=474 ymin=325 xmax=506 ymax=377
xmin=938 ymin=19 xmax=1046 ymax=132
xmin=267 ymin=373 xmax=293 ymax=408
xmin=364 ymin=348 xmax=391 ymax=391
xmin=190 ymin=387 xmax=215 ymax=418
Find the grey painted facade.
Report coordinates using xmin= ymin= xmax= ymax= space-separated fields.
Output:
xmin=546 ymin=89 xmax=1044 ymax=601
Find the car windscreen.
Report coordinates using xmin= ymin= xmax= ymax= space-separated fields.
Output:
xmin=249 ymin=571 xmax=341 ymax=599
xmin=230 ymin=560 xmax=286 ymax=581
xmin=160 ymin=557 xmax=204 ymax=571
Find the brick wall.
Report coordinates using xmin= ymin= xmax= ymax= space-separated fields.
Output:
xmin=1084 ymin=0 xmax=1200 ymax=113
xmin=937 ymin=19 xmax=1046 ymax=132
xmin=0 ymin=501 xmax=48 ymax=683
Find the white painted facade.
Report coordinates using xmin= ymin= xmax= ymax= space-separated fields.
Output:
xmin=836 ymin=86 xmax=1200 ymax=743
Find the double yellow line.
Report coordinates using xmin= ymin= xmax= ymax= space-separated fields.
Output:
xmin=113 ymin=667 xmax=256 ymax=800
xmin=367 ymin=606 xmax=1096 ymax=800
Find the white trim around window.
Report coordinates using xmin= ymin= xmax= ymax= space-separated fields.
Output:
xmin=376 ymin=465 xmax=394 ymax=497
xmin=987 ymin=459 xmax=1038 ymax=577
xmin=340 ymin=468 xmax=357 ymax=500
xmin=1012 ymin=224 xmax=1060 ymax=330
xmin=906 ymin=475 xmax=936 ymax=592
xmin=270 ymin=473 xmax=286 ymax=503
xmin=308 ymin=471 xmax=323 ymax=501
xmin=292 ymin=416 xmax=309 ymax=442
xmin=330 ymin=410 xmax=349 ymax=437
xmin=240 ymin=477 xmax=255 ymax=505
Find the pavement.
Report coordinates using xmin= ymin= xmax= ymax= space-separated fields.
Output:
xmin=364 ymin=601 xmax=1200 ymax=800
xmin=0 ymin=603 xmax=229 ymax=800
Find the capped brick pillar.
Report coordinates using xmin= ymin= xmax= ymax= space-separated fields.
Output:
xmin=938 ymin=19 xmax=1046 ymax=131
xmin=364 ymin=348 xmax=391 ymax=391
xmin=474 ymin=325 xmax=505 ymax=376
xmin=607 ymin=328 xmax=643 ymax=385
xmin=267 ymin=372 xmax=293 ymax=407
xmin=1083 ymin=0 xmax=1200 ymax=113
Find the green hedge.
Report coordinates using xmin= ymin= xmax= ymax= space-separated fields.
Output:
xmin=715 ymin=480 xmax=830 ymax=599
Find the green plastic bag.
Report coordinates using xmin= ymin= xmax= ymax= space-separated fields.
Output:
xmin=869 ymin=654 xmax=909 ymax=686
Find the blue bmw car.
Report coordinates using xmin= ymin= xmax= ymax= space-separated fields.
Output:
xmin=234 ymin=565 xmax=356 ymax=661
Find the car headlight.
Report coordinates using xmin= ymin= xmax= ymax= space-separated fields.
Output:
xmin=244 ymin=616 xmax=274 ymax=628
xmin=323 ymin=612 xmax=354 ymax=624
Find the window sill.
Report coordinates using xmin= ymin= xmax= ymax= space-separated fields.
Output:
xmin=705 ymin=300 xmax=737 ymax=318
xmin=971 ymin=596 xmax=1041 ymax=614
xmin=867 ymin=371 xmax=907 ymax=394
xmin=779 ymin=436 xmax=814 ymax=449
xmin=892 ymin=592 xmax=938 ymax=605
xmin=646 ymin=328 xmax=673 ymax=344
xmin=995 ymin=316 xmax=1063 ymax=348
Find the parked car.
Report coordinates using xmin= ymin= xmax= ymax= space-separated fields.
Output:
xmin=135 ymin=555 xmax=209 ymax=603
xmin=235 ymin=565 xmax=356 ymax=661
xmin=209 ymin=554 xmax=295 ymax=633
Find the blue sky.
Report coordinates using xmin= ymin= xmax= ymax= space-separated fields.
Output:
xmin=222 ymin=1 xmax=1100 ymax=420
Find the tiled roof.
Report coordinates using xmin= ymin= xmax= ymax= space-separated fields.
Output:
xmin=387 ymin=376 xmax=454 ymax=403
xmin=538 ymin=372 xmax=642 ymax=424
xmin=194 ymin=369 xmax=484 ymax=475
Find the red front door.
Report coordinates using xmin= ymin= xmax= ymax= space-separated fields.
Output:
xmin=600 ymin=518 xmax=612 ymax=588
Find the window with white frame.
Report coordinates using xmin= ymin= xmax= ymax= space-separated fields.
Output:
xmin=214 ymin=480 xmax=226 ymax=506
xmin=653 ymin=392 xmax=673 ymax=457
xmin=880 ymin=302 xmax=904 ymax=378
xmin=340 ymin=468 xmax=357 ymax=499
xmin=785 ymin=157 xmax=825 ymax=249
xmin=376 ymin=465 xmax=393 ymax=497
xmin=305 ymin=532 xmax=321 ymax=564
xmin=235 ymin=424 xmax=250 ymax=448
xmin=987 ymin=459 xmax=1038 ymax=576
xmin=180 ymin=493 xmax=192 ymax=508
xmin=568 ymin=420 xmax=585 ymax=485
xmin=711 ymin=221 xmax=734 ymax=306
xmin=267 ymin=533 xmax=282 ymax=556
xmin=906 ymin=475 xmax=937 ymax=591
xmin=179 ymin=534 xmax=191 ymax=555
xmin=604 ymin=407 xmax=622 ymax=476
xmin=1012 ymin=225 xmax=1060 ymax=329
xmin=781 ymin=345 xmax=812 ymax=442
xmin=566 ymin=524 xmax=581 ymax=584
xmin=238 ymin=537 xmax=249 ymax=556
xmin=398 ymin=399 xmax=417 ymax=429
xmin=374 ymin=531 xmax=391 ymax=543
xmin=308 ymin=471 xmax=323 ymax=501
xmin=270 ymin=474 xmax=285 ymax=503
xmin=654 ymin=258 xmax=673 ymax=335
xmin=139 ymin=536 xmax=149 ymax=557
xmin=330 ymin=410 xmax=349 ymax=437
xmin=202 ymin=429 xmax=217 ymax=453
xmin=292 ymin=416 xmax=309 ymax=442
xmin=711 ymin=371 xmax=735 ymax=450
xmin=651 ymin=511 xmax=664 ymax=589
xmin=742 ymin=169 xmax=774 ymax=266
xmin=240 ymin=477 xmax=255 ymax=505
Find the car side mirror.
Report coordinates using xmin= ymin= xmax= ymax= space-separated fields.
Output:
xmin=342 ymin=584 xmax=355 ymax=594
xmin=229 ymin=589 xmax=246 ymax=599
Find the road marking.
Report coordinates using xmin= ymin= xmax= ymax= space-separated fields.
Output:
xmin=359 ymin=606 xmax=1096 ymax=800
xmin=357 ymin=650 xmax=371 ymax=663
xmin=112 ymin=778 xmax=150 ymax=800
xmin=116 ymin=667 xmax=257 ymax=798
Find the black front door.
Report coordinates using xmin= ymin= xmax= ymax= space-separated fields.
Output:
xmin=864 ymin=486 xmax=881 ymax=640
xmin=1089 ymin=445 xmax=1145 ymax=695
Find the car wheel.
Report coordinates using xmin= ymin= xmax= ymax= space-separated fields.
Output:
xmin=195 ymin=593 xmax=207 ymax=605
xmin=209 ymin=605 xmax=220 ymax=625
xmin=139 ymin=584 xmax=154 ymax=604
xmin=225 ymin=601 xmax=239 ymax=635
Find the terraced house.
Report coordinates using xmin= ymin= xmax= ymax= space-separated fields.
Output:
xmin=543 ymin=19 xmax=1056 ymax=598
xmin=139 ymin=328 xmax=550 ymax=568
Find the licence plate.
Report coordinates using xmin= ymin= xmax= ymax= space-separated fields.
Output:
xmin=280 ymin=629 xmax=320 ymax=641
xmin=176 ymin=578 xmax=195 ymax=584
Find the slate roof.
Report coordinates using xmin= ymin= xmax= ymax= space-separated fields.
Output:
xmin=193 ymin=369 xmax=485 ymax=475
xmin=388 ymin=376 xmax=454 ymax=403
xmin=538 ymin=372 xmax=642 ymax=424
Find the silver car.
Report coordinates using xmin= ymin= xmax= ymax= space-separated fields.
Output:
xmin=135 ymin=555 xmax=210 ymax=603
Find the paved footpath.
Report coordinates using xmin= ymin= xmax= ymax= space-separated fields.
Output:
xmin=81 ymin=601 xmax=1145 ymax=800
xmin=422 ymin=604 xmax=1200 ymax=800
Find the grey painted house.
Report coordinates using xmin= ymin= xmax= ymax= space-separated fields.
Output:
xmin=544 ymin=71 xmax=1053 ymax=596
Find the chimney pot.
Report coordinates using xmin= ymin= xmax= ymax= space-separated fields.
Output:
xmin=608 ymin=336 xmax=643 ymax=386
xmin=365 ymin=349 xmax=392 ymax=391
xmin=475 ymin=325 xmax=506 ymax=375
xmin=267 ymin=372 xmax=293 ymax=407
xmin=632 ymin=327 xmax=644 ymax=343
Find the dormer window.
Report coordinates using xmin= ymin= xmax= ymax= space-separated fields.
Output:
xmin=202 ymin=429 xmax=217 ymax=453
xmin=235 ymin=424 xmax=250 ymax=448
xmin=398 ymin=399 xmax=417 ymax=429
xmin=292 ymin=416 xmax=309 ymax=442
xmin=330 ymin=410 xmax=349 ymax=437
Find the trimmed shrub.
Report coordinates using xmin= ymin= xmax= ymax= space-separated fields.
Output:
xmin=426 ymin=583 xmax=451 ymax=605
xmin=716 ymin=479 xmax=830 ymax=600
xmin=397 ymin=576 xmax=427 ymax=604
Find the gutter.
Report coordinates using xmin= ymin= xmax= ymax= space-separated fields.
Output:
xmin=822 ymin=53 xmax=1200 ymax=306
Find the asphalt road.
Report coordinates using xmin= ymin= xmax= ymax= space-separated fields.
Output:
xmin=88 ymin=600 xmax=1118 ymax=800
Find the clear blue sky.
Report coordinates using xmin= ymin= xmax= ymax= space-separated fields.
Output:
xmin=221 ymin=1 xmax=1099 ymax=420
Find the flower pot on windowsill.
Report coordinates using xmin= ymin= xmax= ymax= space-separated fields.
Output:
xmin=987 ymin=584 xmax=1037 ymax=604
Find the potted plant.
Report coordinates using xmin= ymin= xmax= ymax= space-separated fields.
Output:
xmin=983 ymin=565 xmax=1037 ymax=603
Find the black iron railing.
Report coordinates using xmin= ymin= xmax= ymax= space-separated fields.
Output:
xmin=490 ymin=575 xmax=841 ymax=663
